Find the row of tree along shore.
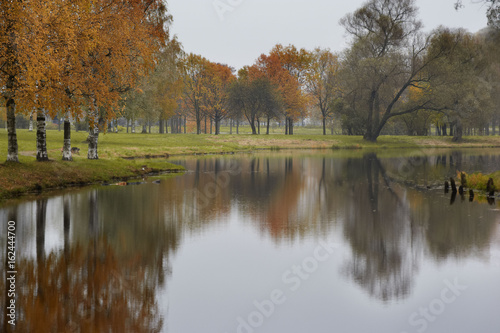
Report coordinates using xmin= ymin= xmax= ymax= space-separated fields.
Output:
xmin=0 ymin=0 xmax=171 ymax=163
xmin=1 ymin=0 xmax=499 ymax=163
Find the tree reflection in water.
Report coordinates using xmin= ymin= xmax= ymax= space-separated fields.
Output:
xmin=15 ymin=238 xmax=162 ymax=332
xmin=1 ymin=150 xmax=499 ymax=331
xmin=339 ymin=152 xmax=498 ymax=301
xmin=176 ymin=152 xmax=498 ymax=303
xmin=1 ymin=190 xmax=167 ymax=333
xmin=340 ymin=153 xmax=417 ymax=301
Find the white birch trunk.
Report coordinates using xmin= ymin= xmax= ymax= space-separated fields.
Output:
xmin=87 ymin=100 xmax=99 ymax=160
xmin=62 ymin=118 xmax=72 ymax=161
xmin=36 ymin=108 xmax=49 ymax=161
xmin=6 ymin=96 xmax=18 ymax=162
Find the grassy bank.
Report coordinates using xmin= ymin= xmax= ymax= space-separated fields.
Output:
xmin=0 ymin=129 xmax=189 ymax=200
xmin=458 ymin=171 xmax=500 ymax=193
xmin=0 ymin=157 xmax=184 ymax=200
xmin=2 ymin=128 xmax=500 ymax=200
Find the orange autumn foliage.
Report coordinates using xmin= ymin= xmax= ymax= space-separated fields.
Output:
xmin=255 ymin=45 xmax=311 ymax=122
xmin=1 ymin=0 xmax=170 ymax=126
xmin=201 ymin=62 xmax=236 ymax=134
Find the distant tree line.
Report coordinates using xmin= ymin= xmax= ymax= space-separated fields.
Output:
xmin=122 ymin=0 xmax=499 ymax=143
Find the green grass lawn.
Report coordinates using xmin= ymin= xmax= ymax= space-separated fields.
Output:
xmin=3 ymin=128 xmax=500 ymax=159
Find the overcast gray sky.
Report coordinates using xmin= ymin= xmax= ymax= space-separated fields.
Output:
xmin=168 ymin=0 xmax=488 ymax=70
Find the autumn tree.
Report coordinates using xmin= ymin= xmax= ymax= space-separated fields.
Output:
xmin=123 ymin=37 xmax=183 ymax=134
xmin=84 ymin=0 xmax=171 ymax=157
xmin=269 ymin=44 xmax=312 ymax=87
xmin=201 ymin=62 xmax=235 ymax=135
xmin=245 ymin=66 xmax=284 ymax=135
xmin=306 ymin=48 xmax=340 ymax=135
xmin=228 ymin=68 xmax=260 ymax=135
xmin=0 ymin=0 xmax=170 ymax=161
xmin=481 ymin=28 xmax=500 ymax=134
xmin=255 ymin=52 xmax=307 ymax=135
xmin=229 ymin=66 xmax=282 ymax=135
xmin=180 ymin=54 xmax=208 ymax=134
xmin=51 ymin=0 xmax=103 ymax=161
xmin=157 ymin=38 xmax=184 ymax=134
xmin=426 ymin=28 xmax=490 ymax=142
xmin=0 ymin=0 xmax=78 ymax=162
xmin=0 ymin=1 xmax=32 ymax=162
xmin=79 ymin=0 xmax=170 ymax=159
xmin=339 ymin=0 xmax=452 ymax=142
xmin=262 ymin=45 xmax=312 ymax=135
xmin=181 ymin=58 xmax=236 ymax=135
xmin=19 ymin=0 xmax=88 ymax=162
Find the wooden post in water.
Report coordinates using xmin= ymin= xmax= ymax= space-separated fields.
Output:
xmin=469 ymin=189 xmax=474 ymax=202
xmin=487 ymin=178 xmax=495 ymax=197
xmin=449 ymin=178 xmax=457 ymax=193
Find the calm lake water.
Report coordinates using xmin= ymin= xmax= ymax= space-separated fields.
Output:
xmin=1 ymin=149 xmax=500 ymax=333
